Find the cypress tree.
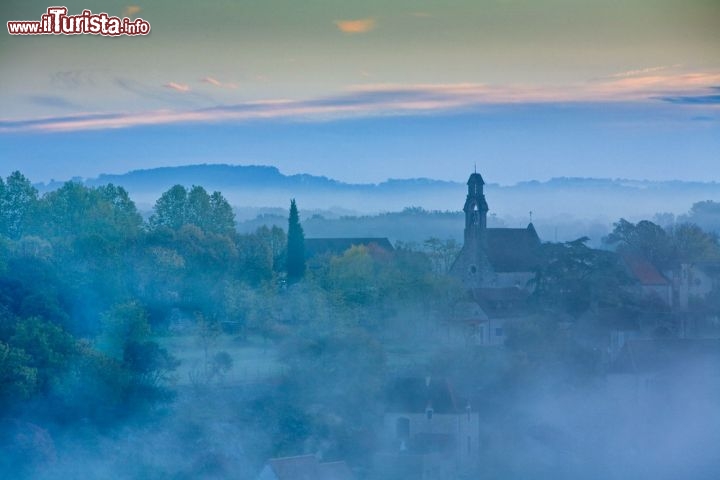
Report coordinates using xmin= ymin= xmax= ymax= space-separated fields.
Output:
xmin=286 ymin=199 xmax=306 ymax=282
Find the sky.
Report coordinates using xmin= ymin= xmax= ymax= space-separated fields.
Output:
xmin=1 ymin=0 xmax=719 ymax=184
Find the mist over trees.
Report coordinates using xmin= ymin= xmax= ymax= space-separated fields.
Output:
xmin=1 ymin=171 xmax=719 ymax=479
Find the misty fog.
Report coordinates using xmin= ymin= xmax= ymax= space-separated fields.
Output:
xmin=1 ymin=170 xmax=719 ymax=480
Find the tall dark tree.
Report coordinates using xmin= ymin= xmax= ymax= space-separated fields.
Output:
xmin=286 ymin=199 xmax=305 ymax=282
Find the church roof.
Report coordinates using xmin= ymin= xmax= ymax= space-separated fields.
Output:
xmin=485 ymin=224 xmax=541 ymax=272
xmin=304 ymin=237 xmax=394 ymax=258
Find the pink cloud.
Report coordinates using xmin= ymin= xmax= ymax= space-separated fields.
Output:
xmin=335 ymin=18 xmax=376 ymax=34
xmin=4 ymin=70 xmax=719 ymax=133
xmin=123 ymin=5 xmax=141 ymax=18
xmin=164 ymin=82 xmax=191 ymax=93
xmin=609 ymin=65 xmax=680 ymax=78
xmin=201 ymin=76 xmax=238 ymax=89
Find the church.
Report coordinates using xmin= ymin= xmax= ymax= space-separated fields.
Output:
xmin=450 ymin=171 xmax=540 ymax=290
xmin=446 ymin=172 xmax=541 ymax=346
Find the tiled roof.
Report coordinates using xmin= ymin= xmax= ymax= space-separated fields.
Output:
xmin=622 ymin=255 xmax=668 ymax=285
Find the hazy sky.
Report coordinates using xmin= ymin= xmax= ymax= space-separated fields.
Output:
xmin=1 ymin=0 xmax=719 ymax=183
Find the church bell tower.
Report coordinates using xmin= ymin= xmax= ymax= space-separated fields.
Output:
xmin=448 ymin=171 xmax=493 ymax=289
xmin=463 ymin=172 xmax=489 ymax=244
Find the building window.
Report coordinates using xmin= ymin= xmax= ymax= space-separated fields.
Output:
xmin=469 ymin=265 xmax=477 ymax=275
xmin=396 ymin=417 xmax=410 ymax=439
xmin=426 ymin=408 xmax=434 ymax=420
xmin=495 ymin=327 xmax=504 ymax=337
xmin=467 ymin=436 xmax=472 ymax=454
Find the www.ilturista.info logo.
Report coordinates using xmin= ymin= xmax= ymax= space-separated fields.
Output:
xmin=7 ymin=7 xmax=150 ymax=36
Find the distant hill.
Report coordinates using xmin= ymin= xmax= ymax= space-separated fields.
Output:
xmin=34 ymin=164 xmax=720 ymax=234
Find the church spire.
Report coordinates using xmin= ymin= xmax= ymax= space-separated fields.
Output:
xmin=463 ymin=171 xmax=489 ymax=243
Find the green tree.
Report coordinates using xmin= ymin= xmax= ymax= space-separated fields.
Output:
xmin=0 ymin=171 xmax=38 ymax=239
xmin=604 ymin=219 xmax=673 ymax=269
xmin=10 ymin=316 xmax=76 ymax=393
xmin=208 ymin=191 xmax=236 ymax=235
xmin=98 ymin=301 xmax=152 ymax=359
xmin=256 ymin=225 xmax=286 ymax=272
xmin=150 ymin=185 xmax=188 ymax=230
xmin=236 ymin=233 xmax=273 ymax=284
xmin=0 ymin=341 xmax=38 ymax=407
xmin=286 ymin=199 xmax=305 ymax=282
xmin=667 ymin=222 xmax=720 ymax=263
xmin=95 ymin=184 xmax=143 ymax=238
xmin=683 ymin=200 xmax=720 ymax=232
xmin=532 ymin=238 xmax=632 ymax=318
xmin=186 ymin=185 xmax=212 ymax=231
xmin=35 ymin=182 xmax=142 ymax=241
xmin=423 ymin=237 xmax=461 ymax=274
xmin=327 ymin=245 xmax=379 ymax=307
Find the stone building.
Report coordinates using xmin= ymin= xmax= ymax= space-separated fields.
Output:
xmin=449 ymin=172 xmax=540 ymax=291
xmin=443 ymin=172 xmax=540 ymax=346
xmin=377 ymin=376 xmax=479 ymax=479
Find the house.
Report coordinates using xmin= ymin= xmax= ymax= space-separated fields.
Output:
xmin=377 ymin=376 xmax=479 ymax=479
xmin=256 ymin=455 xmax=355 ymax=480
xmin=667 ymin=261 xmax=720 ymax=309
xmin=622 ymin=254 xmax=673 ymax=307
xmin=443 ymin=286 xmax=530 ymax=347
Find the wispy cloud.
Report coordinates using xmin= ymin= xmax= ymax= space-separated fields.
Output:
xmin=122 ymin=5 xmax=142 ymax=18
xmin=164 ymin=82 xmax=191 ymax=93
xmin=26 ymin=95 xmax=78 ymax=109
xmin=609 ymin=65 xmax=680 ymax=78
xmin=591 ymin=72 xmax=720 ymax=99
xmin=334 ymin=18 xmax=376 ymax=34
xmin=4 ymin=71 xmax=719 ymax=133
xmin=201 ymin=76 xmax=238 ymax=89
xmin=660 ymin=93 xmax=720 ymax=105
xmin=50 ymin=70 xmax=99 ymax=89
